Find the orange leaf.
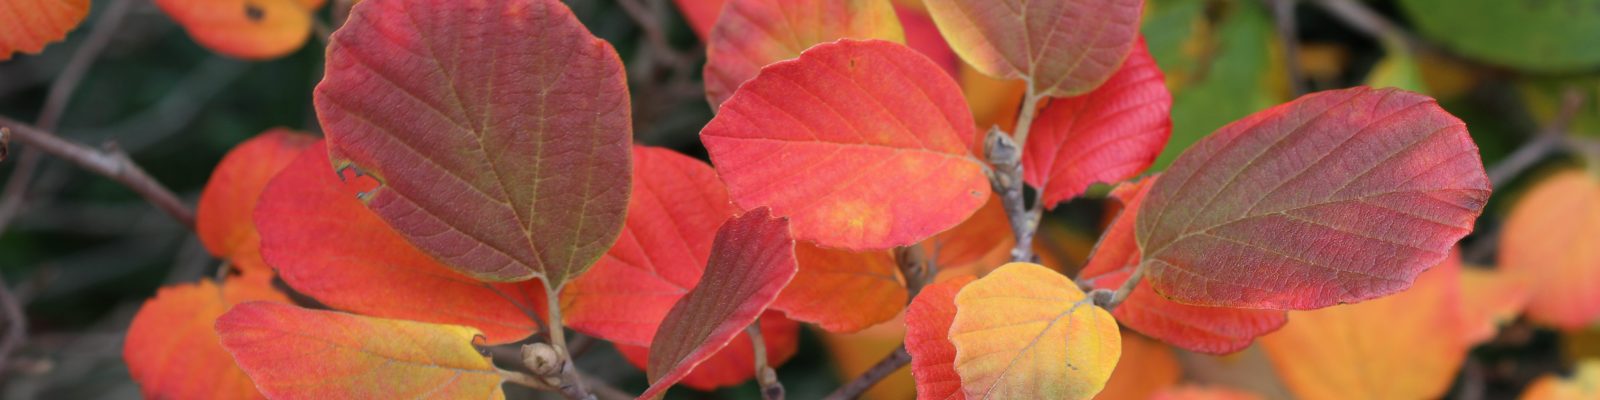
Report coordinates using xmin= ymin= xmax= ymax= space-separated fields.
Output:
xmin=1151 ymin=385 xmax=1265 ymax=400
xmin=614 ymin=311 xmax=799 ymax=391
xmin=154 ymin=0 xmax=318 ymax=59
xmin=951 ymin=262 xmax=1121 ymax=399
xmin=1500 ymin=169 xmax=1600 ymax=329
xmin=124 ymin=277 xmax=286 ymax=399
xmin=196 ymin=129 xmax=314 ymax=279
xmin=1260 ymin=254 xmax=1468 ymax=400
xmin=905 ymin=275 xmax=976 ymax=400
xmin=257 ymin=141 xmax=547 ymax=344
xmin=0 ymin=0 xmax=87 ymax=60
xmin=702 ymin=39 xmax=988 ymax=250
xmin=1096 ymin=331 xmax=1182 ymax=400
xmin=704 ymin=0 xmax=904 ymax=109
xmin=929 ymin=194 xmax=1013 ymax=272
xmin=217 ymin=302 xmax=505 ymax=399
xmin=772 ymin=243 xmax=906 ymax=333
xmin=923 ymin=0 xmax=1144 ymax=97
xmin=1459 ymin=266 xmax=1529 ymax=345
xmin=641 ymin=208 xmax=798 ymax=398
xmin=1080 ymin=176 xmax=1287 ymax=354
xmin=1521 ymin=359 xmax=1600 ymax=400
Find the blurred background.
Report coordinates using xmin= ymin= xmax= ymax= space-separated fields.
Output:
xmin=1 ymin=0 xmax=1598 ymax=398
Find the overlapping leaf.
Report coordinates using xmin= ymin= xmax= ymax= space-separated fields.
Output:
xmin=0 ymin=0 xmax=87 ymax=60
xmin=1261 ymin=256 xmax=1468 ymax=400
xmin=704 ymin=0 xmax=904 ymax=109
xmin=950 ymin=263 xmax=1120 ymax=399
xmin=1459 ymin=266 xmax=1528 ymax=344
xmin=1152 ymin=386 xmax=1265 ymax=400
xmin=154 ymin=0 xmax=322 ymax=59
xmin=1096 ymin=331 xmax=1182 ymax=400
xmin=1080 ymin=176 xmax=1286 ymax=354
xmin=929 ymin=194 xmax=1013 ymax=272
xmin=217 ymin=302 xmax=505 ymax=399
xmin=256 ymin=142 xmax=546 ymax=344
xmin=318 ymin=0 xmax=632 ymax=284
xmin=771 ymin=243 xmax=906 ymax=333
xmin=125 ymin=278 xmax=285 ymax=399
xmin=905 ymin=275 xmax=975 ymax=400
xmin=614 ymin=311 xmax=799 ymax=391
xmin=1023 ymin=38 xmax=1171 ymax=208
xmin=196 ymin=129 xmax=314 ymax=278
xmin=674 ymin=0 xmax=727 ymax=39
xmin=1499 ymin=169 xmax=1600 ymax=329
xmin=641 ymin=208 xmax=798 ymax=398
xmin=922 ymin=0 xmax=1144 ymax=97
xmin=1136 ymin=87 xmax=1490 ymax=309
xmin=702 ymin=39 xmax=987 ymax=250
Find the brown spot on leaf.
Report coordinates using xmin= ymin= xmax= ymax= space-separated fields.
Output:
xmin=244 ymin=3 xmax=265 ymax=22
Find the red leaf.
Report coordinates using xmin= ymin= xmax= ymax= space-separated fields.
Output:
xmin=197 ymin=129 xmax=315 ymax=279
xmin=0 ymin=0 xmax=87 ymax=60
xmin=904 ymin=275 xmax=975 ymax=400
xmin=641 ymin=208 xmax=798 ymax=398
xmin=673 ymin=0 xmax=726 ymax=39
xmin=771 ymin=243 xmax=906 ymax=333
xmin=1080 ymin=176 xmax=1286 ymax=354
xmin=257 ymin=141 xmax=546 ymax=344
xmin=1023 ymin=37 xmax=1171 ymax=208
xmin=562 ymin=146 xmax=736 ymax=346
xmin=895 ymin=4 xmax=959 ymax=78
xmin=318 ymin=0 xmax=632 ymax=284
xmin=615 ymin=311 xmax=800 ymax=391
xmin=1136 ymin=87 xmax=1491 ymax=309
xmin=704 ymin=0 xmax=904 ymax=110
xmin=922 ymin=0 xmax=1144 ymax=97
xmin=124 ymin=277 xmax=286 ymax=399
xmin=702 ymin=39 xmax=988 ymax=250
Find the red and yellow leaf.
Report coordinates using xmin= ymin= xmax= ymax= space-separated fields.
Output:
xmin=951 ymin=262 xmax=1120 ymax=399
xmin=615 ymin=311 xmax=799 ymax=391
xmin=1023 ymin=37 xmax=1171 ymax=208
xmin=124 ymin=277 xmax=286 ymax=400
xmin=641 ymin=208 xmax=798 ymax=398
xmin=1152 ymin=386 xmax=1265 ymax=400
xmin=154 ymin=0 xmax=319 ymax=60
xmin=1080 ymin=176 xmax=1287 ymax=354
xmin=217 ymin=302 xmax=505 ymax=399
xmin=1096 ymin=331 xmax=1182 ymax=400
xmin=702 ymin=39 xmax=987 ymax=250
xmin=905 ymin=275 xmax=976 ymax=400
xmin=1136 ymin=87 xmax=1491 ymax=309
xmin=196 ymin=129 xmax=314 ymax=279
xmin=771 ymin=243 xmax=906 ymax=333
xmin=704 ymin=0 xmax=904 ymax=109
xmin=922 ymin=0 xmax=1144 ymax=97
xmin=1521 ymin=359 xmax=1600 ymax=400
xmin=0 ymin=0 xmax=88 ymax=60
xmin=1499 ymin=169 xmax=1600 ymax=329
xmin=1459 ymin=266 xmax=1528 ymax=345
xmin=1260 ymin=255 xmax=1468 ymax=400
xmin=257 ymin=141 xmax=547 ymax=345
xmin=319 ymin=0 xmax=632 ymax=284
xmin=673 ymin=0 xmax=726 ymax=39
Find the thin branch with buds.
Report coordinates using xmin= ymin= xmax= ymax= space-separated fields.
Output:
xmin=0 ymin=117 xmax=193 ymax=228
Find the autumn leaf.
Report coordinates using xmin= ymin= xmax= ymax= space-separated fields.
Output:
xmin=196 ymin=129 xmax=314 ymax=279
xmin=1521 ymin=359 xmax=1600 ymax=400
xmin=929 ymin=194 xmax=1013 ymax=272
xmin=216 ymin=302 xmax=506 ymax=399
xmin=318 ymin=0 xmax=632 ymax=284
xmin=1079 ymin=176 xmax=1287 ymax=354
xmin=0 ymin=0 xmax=88 ymax=60
xmin=702 ymin=39 xmax=988 ymax=250
xmin=1096 ymin=331 xmax=1182 ymax=400
xmin=950 ymin=262 xmax=1120 ymax=399
xmin=897 ymin=3 xmax=959 ymax=78
xmin=905 ymin=275 xmax=975 ymax=400
xmin=1459 ymin=266 xmax=1528 ymax=345
xmin=641 ymin=208 xmax=798 ymax=398
xmin=673 ymin=0 xmax=726 ymax=39
xmin=1260 ymin=255 xmax=1468 ymax=400
xmin=704 ymin=0 xmax=905 ymax=109
xmin=256 ymin=141 xmax=547 ymax=345
xmin=1023 ymin=37 xmax=1171 ymax=208
xmin=124 ymin=277 xmax=286 ymax=400
xmin=922 ymin=0 xmax=1144 ymax=97
xmin=154 ymin=0 xmax=322 ymax=59
xmin=771 ymin=243 xmax=906 ymax=333
xmin=614 ymin=311 xmax=799 ymax=391
xmin=1499 ymin=169 xmax=1600 ymax=329
xmin=1152 ymin=385 xmax=1265 ymax=400
xmin=1136 ymin=86 xmax=1490 ymax=309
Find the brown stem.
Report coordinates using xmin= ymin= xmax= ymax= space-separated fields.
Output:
xmin=0 ymin=117 xmax=193 ymax=229
xmin=1270 ymin=0 xmax=1307 ymax=96
xmin=822 ymin=345 xmax=910 ymax=400
xmin=0 ymin=275 xmax=25 ymax=380
xmin=988 ymin=89 xmax=1047 ymax=263
xmin=1486 ymin=88 xmax=1586 ymax=188
xmin=616 ymin=0 xmax=687 ymax=68
xmin=746 ymin=322 xmax=784 ymax=400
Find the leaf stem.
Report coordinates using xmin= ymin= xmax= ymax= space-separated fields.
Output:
xmin=746 ymin=321 xmax=784 ymax=400
xmin=821 ymin=345 xmax=911 ymax=400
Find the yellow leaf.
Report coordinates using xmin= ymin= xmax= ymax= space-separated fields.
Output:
xmin=1521 ymin=359 xmax=1600 ymax=400
xmin=950 ymin=262 xmax=1120 ymax=399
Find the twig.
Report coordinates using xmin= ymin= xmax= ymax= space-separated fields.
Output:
xmin=1486 ymin=88 xmax=1586 ymax=188
xmin=1270 ymin=0 xmax=1307 ymax=96
xmin=746 ymin=322 xmax=784 ymax=400
xmin=1311 ymin=0 xmax=1421 ymax=50
xmin=0 ymin=128 xmax=8 ymax=162
xmin=0 ymin=275 xmax=26 ymax=380
xmin=822 ymin=346 xmax=910 ymax=400
xmin=0 ymin=117 xmax=193 ymax=228
xmin=894 ymin=245 xmax=934 ymax=299
xmin=987 ymin=90 xmax=1048 ymax=263
xmin=616 ymin=0 xmax=687 ymax=68
xmin=0 ymin=0 xmax=136 ymax=233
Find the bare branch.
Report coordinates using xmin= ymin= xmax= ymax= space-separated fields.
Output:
xmin=0 ymin=275 xmax=26 ymax=380
xmin=746 ymin=322 xmax=784 ymax=400
xmin=822 ymin=345 xmax=911 ymax=400
xmin=1270 ymin=0 xmax=1307 ymax=96
xmin=0 ymin=117 xmax=193 ymax=229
